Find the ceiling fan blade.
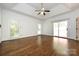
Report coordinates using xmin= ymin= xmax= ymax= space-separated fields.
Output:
xmin=43 ymin=12 xmax=46 ymax=16
xmin=35 ymin=10 xmax=41 ymax=12
xmin=44 ymin=10 xmax=50 ymax=12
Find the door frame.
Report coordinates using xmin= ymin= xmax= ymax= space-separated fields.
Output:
xmin=76 ymin=17 xmax=79 ymax=40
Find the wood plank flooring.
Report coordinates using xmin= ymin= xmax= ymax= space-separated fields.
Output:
xmin=0 ymin=35 xmax=79 ymax=56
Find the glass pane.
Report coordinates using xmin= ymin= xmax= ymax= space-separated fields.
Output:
xmin=59 ymin=21 xmax=67 ymax=37
xmin=53 ymin=23 xmax=58 ymax=36
xmin=10 ymin=21 xmax=19 ymax=37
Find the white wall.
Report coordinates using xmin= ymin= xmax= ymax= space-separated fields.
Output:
xmin=42 ymin=21 xmax=53 ymax=35
xmin=42 ymin=9 xmax=79 ymax=39
xmin=1 ymin=7 xmax=79 ymax=41
xmin=1 ymin=8 xmax=41 ymax=41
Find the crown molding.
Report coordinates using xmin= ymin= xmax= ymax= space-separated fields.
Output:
xmin=44 ymin=8 xmax=79 ymax=20
xmin=0 ymin=6 xmax=44 ymax=21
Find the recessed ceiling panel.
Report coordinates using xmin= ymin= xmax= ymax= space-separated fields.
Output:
xmin=27 ymin=3 xmax=60 ymax=10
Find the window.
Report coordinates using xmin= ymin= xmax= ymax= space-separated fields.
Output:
xmin=37 ymin=24 xmax=41 ymax=34
xmin=10 ymin=21 xmax=19 ymax=37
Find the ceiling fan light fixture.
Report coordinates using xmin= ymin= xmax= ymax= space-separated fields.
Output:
xmin=40 ymin=12 xmax=44 ymax=15
xmin=35 ymin=3 xmax=50 ymax=16
xmin=41 ymin=8 xmax=45 ymax=10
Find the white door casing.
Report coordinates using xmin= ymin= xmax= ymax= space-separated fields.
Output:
xmin=76 ymin=17 xmax=79 ymax=40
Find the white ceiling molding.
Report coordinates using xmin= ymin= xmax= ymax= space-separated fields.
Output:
xmin=45 ymin=8 xmax=79 ymax=20
xmin=1 ymin=7 xmax=42 ymax=20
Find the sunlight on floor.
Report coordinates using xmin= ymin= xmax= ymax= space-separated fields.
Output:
xmin=37 ymin=36 xmax=42 ymax=46
xmin=53 ymin=37 xmax=69 ymax=55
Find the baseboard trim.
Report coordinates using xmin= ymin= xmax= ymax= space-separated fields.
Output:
xmin=2 ymin=35 xmax=39 ymax=43
xmin=41 ymin=34 xmax=74 ymax=40
xmin=53 ymin=36 xmax=74 ymax=40
xmin=2 ymin=34 xmax=77 ymax=43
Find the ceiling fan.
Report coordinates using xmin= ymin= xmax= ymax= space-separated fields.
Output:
xmin=35 ymin=3 xmax=50 ymax=16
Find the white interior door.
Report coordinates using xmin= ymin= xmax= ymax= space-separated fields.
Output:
xmin=53 ymin=20 xmax=68 ymax=37
xmin=0 ymin=14 xmax=1 ymax=42
xmin=0 ymin=21 xmax=1 ymax=40
xmin=0 ymin=22 xmax=1 ymax=43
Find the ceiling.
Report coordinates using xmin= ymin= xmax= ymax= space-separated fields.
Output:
xmin=27 ymin=3 xmax=60 ymax=10
xmin=0 ymin=3 xmax=79 ymax=20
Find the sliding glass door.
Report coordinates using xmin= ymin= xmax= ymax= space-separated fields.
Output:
xmin=53 ymin=23 xmax=59 ymax=36
xmin=53 ymin=20 xmax=67 ymax=37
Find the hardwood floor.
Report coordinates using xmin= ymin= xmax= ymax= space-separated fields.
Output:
xmin=0 ymin=35 xmax=79 ymax=56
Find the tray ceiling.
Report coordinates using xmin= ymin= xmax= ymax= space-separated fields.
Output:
xmin=0 ymin=3 xmax=79 ymax=20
